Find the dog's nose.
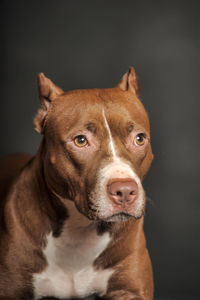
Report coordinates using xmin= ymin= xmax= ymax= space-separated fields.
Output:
xmin=107 ymin=179 xmax=138 ymax=205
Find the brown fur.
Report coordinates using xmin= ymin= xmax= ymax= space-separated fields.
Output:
xmin=0 ymin=67 xmax=154 ymax=299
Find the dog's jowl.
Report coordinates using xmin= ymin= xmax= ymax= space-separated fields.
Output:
xmin=0 ymin=67 xmax=154 ymax=300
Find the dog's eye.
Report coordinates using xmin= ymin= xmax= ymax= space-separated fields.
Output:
xmin=74 ymin=135 xmax=88 ymax=147
xmin=134 ymin=133 xmax=146 ymax=146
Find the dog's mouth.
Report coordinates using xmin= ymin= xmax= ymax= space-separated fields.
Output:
xmin=88 ymin=209 xmax=134 ymax=222
xmin=86 ymin=201 xmax=144 ymax=222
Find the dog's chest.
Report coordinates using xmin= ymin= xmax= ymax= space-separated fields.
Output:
xmin=33 ymin=202 xmax=113 ymax=299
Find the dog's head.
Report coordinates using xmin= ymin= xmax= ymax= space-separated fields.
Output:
xmin=34 ymin=67 xmax=153 ymax=222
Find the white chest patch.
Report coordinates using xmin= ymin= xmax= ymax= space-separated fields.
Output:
xmin=33 ymin=201 xmax=113 ymax=299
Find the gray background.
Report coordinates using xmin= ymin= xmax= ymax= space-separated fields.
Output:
xmin=1 ymin=1 xmax=200 ymax=299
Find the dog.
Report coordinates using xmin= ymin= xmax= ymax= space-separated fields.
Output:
xmin=0 ymin=67 xmax=154 ymax=300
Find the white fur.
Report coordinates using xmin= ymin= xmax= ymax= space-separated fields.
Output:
xmin=102 ymin=109 xmax=117 ymax=158
xmin=33 ymin=201 xmax=113 ymax=299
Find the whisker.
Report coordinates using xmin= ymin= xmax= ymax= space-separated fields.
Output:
xmin=146 ymin=196 xmax=155 ymax=206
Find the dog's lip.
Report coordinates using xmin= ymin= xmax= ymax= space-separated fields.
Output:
xmin=101 ymin=211 xmax=133 ymax=222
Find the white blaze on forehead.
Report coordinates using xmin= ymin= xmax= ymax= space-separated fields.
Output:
xmin=102 ymin=109 xmax=117 ymax=159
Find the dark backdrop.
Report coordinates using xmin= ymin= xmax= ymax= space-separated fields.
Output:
xmin=1 ymin=1 xmax=200 ymax=299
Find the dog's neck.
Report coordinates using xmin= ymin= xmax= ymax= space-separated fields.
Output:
xmin=3 ymin=142 xmax=66 ymax=244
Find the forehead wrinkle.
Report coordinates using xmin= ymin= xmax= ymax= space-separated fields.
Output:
xmin=127 ymin=122 xmax=134 ymax=133
xmin=85 ymin=122 xmax=97 ymax=134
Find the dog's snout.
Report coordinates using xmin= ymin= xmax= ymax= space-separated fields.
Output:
xmin=107 ymin=179 xmax=138 ymax=206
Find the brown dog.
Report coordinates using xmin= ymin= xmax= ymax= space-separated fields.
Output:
xmin=0 ymin=67 xmax=154 ymax=300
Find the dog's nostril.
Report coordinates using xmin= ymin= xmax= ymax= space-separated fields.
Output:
xmin=130 ymin=191 xmax=135 ymax=195
xmin=116 ymin=191 xmax=122 ymax=196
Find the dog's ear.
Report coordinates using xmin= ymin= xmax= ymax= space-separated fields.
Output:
xmin=34 ymin=73 xmax=64 ymax=134
xmin=117 ymin=66 xmax=139 ymax=95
